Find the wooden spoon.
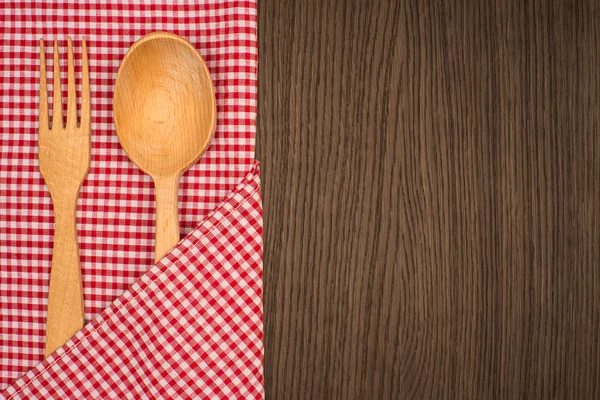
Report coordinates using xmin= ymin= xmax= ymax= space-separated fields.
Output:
xmin=113 ymin=32 xmax=216 ymax=262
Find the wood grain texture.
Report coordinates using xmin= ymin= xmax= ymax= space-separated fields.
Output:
xmin=113 ymin=32 xmax=216 ymax=262
xmin=258 ymin=1 xmax=600 ymax=398
xmin=39 ymin=37 xmax=90 ymax=357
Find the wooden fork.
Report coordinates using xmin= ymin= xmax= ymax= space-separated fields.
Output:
xmin=38 ymin=37 xmax=90 ymax=356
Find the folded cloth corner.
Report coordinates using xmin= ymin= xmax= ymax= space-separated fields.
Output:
xmin=1 ymin=162 xmax=263 ymax=399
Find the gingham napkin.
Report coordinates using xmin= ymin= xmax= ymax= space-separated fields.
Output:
xmin=0 ymin=1 xmax=261 ymax=398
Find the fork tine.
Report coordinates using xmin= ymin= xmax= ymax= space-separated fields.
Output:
xmin=80 ymin=37 xmax=90 ymax=130
xmin=52 ymin=40 xmax=63 ymax=129
xmin=66 ymin=37 xmax=77 ymax=128
xmin=39 ymin=39 xmax=48 ymax=131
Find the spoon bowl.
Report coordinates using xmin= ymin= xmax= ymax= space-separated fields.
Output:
xmin=114 ymin=32 xmax=216 ymax=261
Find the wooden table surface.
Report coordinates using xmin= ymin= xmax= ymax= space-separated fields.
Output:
xmin=258 ymin=1 xmax=600 ymax=398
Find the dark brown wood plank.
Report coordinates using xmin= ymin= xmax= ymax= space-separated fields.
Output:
xmin=258 ymin=1 xmax=600 ymax=398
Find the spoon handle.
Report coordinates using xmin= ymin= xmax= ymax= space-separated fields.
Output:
xmin=154 ymin=175 xmax=181 ymax=262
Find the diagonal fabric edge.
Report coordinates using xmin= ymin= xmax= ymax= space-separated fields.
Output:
xmin=2 ymin=161 xmax=263 ymax=399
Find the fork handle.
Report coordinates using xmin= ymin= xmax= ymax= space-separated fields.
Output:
xmin=45 ymin=198 xmax=85 ymax=357
xmin=154 ymin=174 xmax=181 ymax=263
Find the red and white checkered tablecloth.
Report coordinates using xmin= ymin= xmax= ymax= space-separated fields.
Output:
xmin=0 ymin=1 xmax=261 ymax=398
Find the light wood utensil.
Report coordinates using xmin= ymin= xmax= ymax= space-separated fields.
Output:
xmin=113 ymin=32 xmax=216 ymax=262
xmin=38 ymin=37 xmax=90 ymax=356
